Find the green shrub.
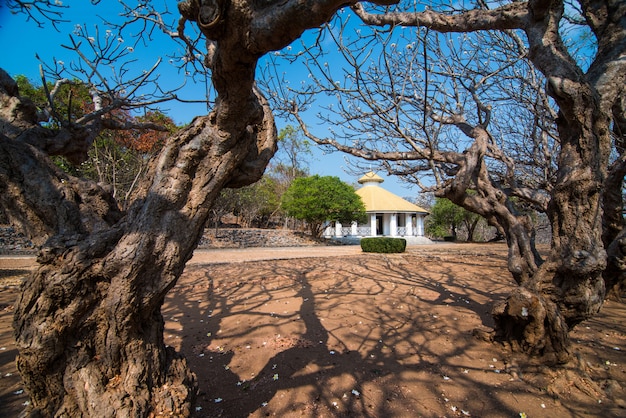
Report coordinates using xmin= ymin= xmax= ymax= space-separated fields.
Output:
xmin=360 ymin=237 xmax=407 ymax=253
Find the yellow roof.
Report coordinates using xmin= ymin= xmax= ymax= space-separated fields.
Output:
xmin=356 ymin=174 xmax=428 ymax=213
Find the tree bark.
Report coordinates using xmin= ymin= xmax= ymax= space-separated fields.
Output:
xmin=418 ymin=0 xmax=622 ymax=362
xmin=438 ymin=100 xmax=608 ymax=362
xmin=10 ymin=86 xmax=277 ymax=415
xmin=490 ymin=0 xmax=625 ymax=361
xmin=5 ymin=0 xmax=396 ymax=414
xmin=602 ymin=94 xmax=626 ymax=297
xmin=345 ymin=0 xmax=625 ymax=362
xmin=3 ymin=2 xmax=278 ymax=413
xmin=4 ymin=0 xmax=625 ymax=414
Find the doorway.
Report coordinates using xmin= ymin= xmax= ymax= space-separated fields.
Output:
xmin=376 ymin=215 xmax=383 ymax=236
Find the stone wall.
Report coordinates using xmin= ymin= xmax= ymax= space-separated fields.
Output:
xmin=199 ymin=228 xmax=324 ymax=248
xmin=0 ymin=226 xmax=35 ymax=254
xmin=0 ymin=226 xmax=326 ymax=254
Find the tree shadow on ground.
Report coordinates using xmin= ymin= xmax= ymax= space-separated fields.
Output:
xmin=163 ymin=249 xmax=624 ymax=417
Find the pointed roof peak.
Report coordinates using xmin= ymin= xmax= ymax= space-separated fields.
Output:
xmin=356 ymin=172 xmax=429 ymax=213
xmin=358 ymin=171 xmax=384 ymax=184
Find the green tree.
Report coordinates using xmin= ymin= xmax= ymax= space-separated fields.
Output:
xmin=232 ymin=176 xmax=281 ymax=227
xmin=282 ymin=175 xmax=366 ymax=237
xmin=14 ymin=75 xmax=47 ymax=109
xmin=210 ymin=175 xmax=281 ymax=229
xmin=427 ymin=198 xmax=483 ymax=242
xmin=208 ymin=188 xmax=239 ymax=232
xmin=84 ymin=110 xmax=177 ymax=209
xmin=426 ymin=198 xmax=464 ymax=240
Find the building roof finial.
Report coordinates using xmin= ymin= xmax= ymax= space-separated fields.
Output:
xmin=358 ymin=171 xmax=384 ymax=184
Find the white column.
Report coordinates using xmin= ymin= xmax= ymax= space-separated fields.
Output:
xmin=406 ymin=214 xmax=413 ymax=236
xmin=351 ymin=221 xmax=358 ymax=236
xmin=335 ymin=221 xmax=342 ymax=237
xmin=416 ymin=216 xmax=424 ymax=236
xmin=370 ymin=213 xmax=377 ymax=236
xmin=390 ymin=213 xmax=397 ymax=237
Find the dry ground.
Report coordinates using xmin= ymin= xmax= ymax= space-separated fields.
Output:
xmin=1 ymin=243 xmax=625 ymax=417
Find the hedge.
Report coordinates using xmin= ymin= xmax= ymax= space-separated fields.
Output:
xmin=360 ymin=237 xmax=407 ymax=253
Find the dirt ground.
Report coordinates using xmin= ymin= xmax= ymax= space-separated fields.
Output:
xmin=1 ymin=243 xmax=625 ymax=417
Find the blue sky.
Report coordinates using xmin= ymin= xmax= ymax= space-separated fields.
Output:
xmin=0 ymin=1 xmax=419 ymax=198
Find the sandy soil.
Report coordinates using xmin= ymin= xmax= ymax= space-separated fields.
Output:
xmin=1 ymin=243 xmax=625 ymax=417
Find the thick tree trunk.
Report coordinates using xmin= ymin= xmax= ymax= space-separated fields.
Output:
xmin=8 ymin=86 xmax=277 ymax=416
xmin=436 ymin=113 xmax=607 ymax=361
xmin=487 ymin=0 xmax=623 ymax=362
xmin=14 ymin=235 xmax=197 ymax=416
xmin=492 ymin=100 xmax=609 ymax=362
xmin=3 ymin=0 xmax=365 ymax=412
xmin=604 ymin=157 xmax=626 ymax=300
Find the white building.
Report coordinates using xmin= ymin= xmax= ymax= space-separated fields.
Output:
xmin=325 ymin=172 xmax=430 ymax=243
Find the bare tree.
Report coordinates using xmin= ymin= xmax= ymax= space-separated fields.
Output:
xmin=5 ymin=0 xmax=68 ymax=30
xmin=272 ymin=125 xmax=312 ymax=180
xmin=1 ymin=0 xmax=400 ymax=416
xmin=275 ymin=0 xmax=625 ymax=361
xmin=3 ymin=0 xmax=624 ymax=415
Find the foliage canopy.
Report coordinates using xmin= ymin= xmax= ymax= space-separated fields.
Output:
xmin=281 ymin=175 xmax=366 ymax=237
xmin=427 ymin=197 xmax=484 ymax=242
